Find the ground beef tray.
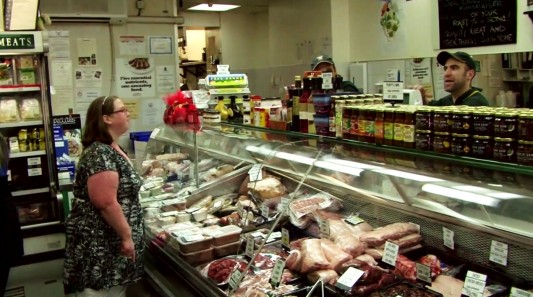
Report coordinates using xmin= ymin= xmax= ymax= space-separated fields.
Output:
xmin=369 ymin=282 xmax=443 ymax=297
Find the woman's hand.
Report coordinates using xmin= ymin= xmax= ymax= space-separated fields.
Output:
xmin=120 ymin=237 xmax=136 ymax=262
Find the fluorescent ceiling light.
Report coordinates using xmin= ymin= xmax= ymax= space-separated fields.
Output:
xmin=188 ymin=4 xmax=240 ymax=11
xmin=421 ymin=184 xmax=499 ymax=207
xmin=373 ymin=169 xmax=444 ymax=182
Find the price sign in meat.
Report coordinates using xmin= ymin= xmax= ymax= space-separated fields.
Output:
xmin=416 ymin=262 xmax=432 ymax=284
xmin=462 ymin=271 xmax=487 ymax=297
xmin=382 ymin=241 xmax=400 ymax=266
xmin=281 ymin=228 xmax=290 ymax=249
xmin=237 ymin=203 xmax=244 ymax=218
xmin=229 ymin=269 xmax=243 ymax=291
xmin=443 ymin=226 xmax=455 ymax=250
xmin=261 ymin=204 xmax=269 ymax=218
xmin=511 ymin=287 xmax=533 ymax=297
xmin=319 ymin=219 xmax=330 ymax=240
xmin=269 ymin=258 xmax=286 ymax=288
xmin=248 ymin=164 xmax=263 ymax=181
xmin=279 ymin=197 xmax=289 ymax=214
xmin=383 ymin=81 xmax=404 ymax=101
xmin=489 ymin=240 xmax=509 ymax=266
xmin=345 ymin=214 xmax=365 ymax=226
xmin=336 ymin=267 xmax=365 ymax=291
xmin=245 ymin=235 xmax=255 ymax=259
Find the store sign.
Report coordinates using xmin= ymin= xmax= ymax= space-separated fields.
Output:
xmin=0 ymin=34 xmax=35 ymax=50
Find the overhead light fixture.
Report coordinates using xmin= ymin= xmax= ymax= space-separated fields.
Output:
xmin=188 ymin=4 xmax=240 ymax=11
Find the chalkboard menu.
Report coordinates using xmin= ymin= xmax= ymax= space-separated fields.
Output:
xmin=438 ymin=0 xmax=517 ymax=49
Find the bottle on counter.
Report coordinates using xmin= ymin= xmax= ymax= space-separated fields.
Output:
xmin=403 ymin=109 xmax=415 ymax=149
xmin=328 ymin=96 xmax=336 ymax=137
xmin=299 ymin=77 xmax=312 ymax=134
xmin=393 ymin=109 xmax=405 ymax=147
xmin=375 ymin=107 xmax=385 ymax=145
xmin=291 ymin=76 xmax=302 ymax=132
xmin=384 ymin=108 xmax=395 ymax=146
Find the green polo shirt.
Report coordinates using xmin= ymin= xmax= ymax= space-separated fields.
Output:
xmin=429 ymin=88 xmax=489 ymax=106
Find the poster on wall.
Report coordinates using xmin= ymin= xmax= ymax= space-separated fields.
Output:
xmin=406 ymin=58 xmax=434 ymax=102
xmin=119 ymin=36 xmax=147 ymax=56
xmin=149 ymin=36 xmax=173 ymax=54
xmin=115 ymin=57 xmax=156 ymax=98
xmin=74 ymin=68 xmax=103 ymax=89
xmin=49 ymin=31 xmax=71 ymax=60
xmin=142 ymin=99 xmax=164 ymax=126
xmin=156 ymin=65 xmax=176 ymax=93
xmin=378 ymin=0 xmax=407 ymax=56
xmin=76 ymin=38 xmax=97 ymax=66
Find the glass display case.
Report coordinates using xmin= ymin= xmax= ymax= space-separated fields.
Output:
xmin=142 ymin=122 xmax=533 ymax=296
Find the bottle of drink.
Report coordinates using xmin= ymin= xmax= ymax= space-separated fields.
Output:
xmin=291 ymin=76 xmax=302 ymax=132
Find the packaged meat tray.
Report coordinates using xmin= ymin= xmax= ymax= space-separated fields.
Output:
xmin=179 ymin=247 xmax=214 ymax=266
xmin=210 ymin=225 xmax=242 ymax=246
xmin=369 ymin=281 xmax=443 ymax=297
xmin=214 ymin=240 xmax=242 ymax=258
xmin=175 ymin=233 xmax=214 ymax=254
xmin=280 ymin=285 xmax=338 ymax=297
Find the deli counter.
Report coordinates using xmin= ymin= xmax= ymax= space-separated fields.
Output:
xmin=139 ymin=123 xmax=533 ymax=297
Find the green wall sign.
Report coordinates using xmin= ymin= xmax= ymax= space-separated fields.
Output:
xmin=0 ymin=34 xmax=35 ymax=50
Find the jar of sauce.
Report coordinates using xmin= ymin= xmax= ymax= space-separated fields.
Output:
xmin=517 ymin=140 xmax=533 ymax=166
xmin=375 ymin=108 xmax=385 ymax=145
xmin=358 ymin=107 xmax=367 ymax=142
xmin=434 ymin=109 xmax=451 ymax=132
xmin=494 ymin=112 xmax=518 ymax=139
xmin=433 ymin=132 xmax=451 ymax=154
xmin=518 ymin=113 xmax=533 ymax=141
xmin=451 ymin=110 xmax=473 ymax=134
xmin=472 ymin=135 xmax=493 ymax=159
xmin=451 ymin=133 xmax=472 ymax=156
xmin=415 ymin=108 xmax=433 ymax=131
xmin=473 ymin=111 xmax=494 ymax=136
xmin=363 ymin=98 xmax=374 ymax=105
xmin=384 ymin=108 xmax=395 ymax=146
xmin=350 ymin=107 xmax=359 ymax=140
xmin=393 ymin=109 xmax=405 ymax=147
xmin=415 ymin=130 xmax=432 ymax=151
xmin=365 ymin=107 xmax=376 ymax=143
xmin=403 ymin=109 xmax=416 ymax=149
xmin=493 ymin=137 xmax=517 ymax=163
xmin=342 ymin=106 xmax=352 ymax=139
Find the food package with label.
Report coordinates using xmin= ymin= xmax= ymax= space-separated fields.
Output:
xmin=17 ymin=56 xmax=37 ymax=85
xmin=19 ymin=98 xmax=42 ymax=120
xmin=0 ymin=98 xmax=20 ymax=122
xmin=0 ymin=58 xmax=14 ymax=86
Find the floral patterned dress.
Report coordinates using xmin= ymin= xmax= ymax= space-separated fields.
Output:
xmin=64 ymin=142 xmax=144 ymax=292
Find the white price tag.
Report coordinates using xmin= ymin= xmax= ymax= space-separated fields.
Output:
xmin=462 ymin=271 xmax=487 ymax=297
xmin=270 ymin=258 xmax=286 ymax=287
xmin=279 ymin=197 xmax=289 ymax=214
xmin=27 ymin=157 xmax=41 ymax=166
xmin=382 ymin=241 xmax=399 ymax=266
xmin=466 ymin=271 xmax=488 ymax=282
xmin=416 ymin=263 xmax=432 ymax=284
xmin=229 ymin=269 xmax=243 ymax=291
xmin=511 ymin=287 xmax=533 ymax=297
xmin=261 ymin=204 xmax=269 ymax=218
xmin=281 ymin=228 xmax=290 ymax=248
xmin=443 ymin=227 xmax=455 ymax=250
xmin=237 ymin=203 xmax=244 ymax=217
xmin=383 ymin=81 xmax=404 ymax=101
xmin=489 ymin=240 xmax=508 ymax=266
xmin=322 ymin=83 xmax=333 ymax=90
xmin=345 ymin=214 xmax=365 ymax=226
xmin=322 ymin=77 xmax=332 ymax=84
xmin=28 ymin=167 xmax=42 ymax=177
xmin=248 ymin=164 xmax=263 ymax=181
xmin=245 ymin=235 xmax=255 ymax=258
xmin=7 ymin=170 xmax=11 ymax=181
xmin=150 ymin=128 xmax=160 ymax=139
xmin=319 ymin=219 xmax=330 ymax=239
xmin=336 ymin=267 xmax=365 ymax=291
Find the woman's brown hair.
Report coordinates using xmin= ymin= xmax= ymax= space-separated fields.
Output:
xmin=81 ymin=95 xmax=118 ymax=148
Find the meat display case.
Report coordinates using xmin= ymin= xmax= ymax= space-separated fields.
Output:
xmin=142 ymin=122 xmax=533 ymax=296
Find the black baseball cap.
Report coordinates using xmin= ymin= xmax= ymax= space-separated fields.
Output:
xmin=437 ymin=51 xmax=476 ymax=70
xmin=311 ymin=55 xmax=335 ymax=70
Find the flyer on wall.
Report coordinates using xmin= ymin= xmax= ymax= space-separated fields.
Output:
xmin=115 ymin=57 xmax=156 ymax=98
xmin=53 ymin=114 xmax=82 ymax=181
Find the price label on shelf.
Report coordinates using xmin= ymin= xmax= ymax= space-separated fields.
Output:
xmin=27 ymin=157 xmax=41 ymax=166
xmin=245 ymin=235 xmax=255 ymax=259
xmin=511 ymin=287 xmax=533 ymax=297
xmin=489 ymin=240 xmax=509 ymax=266
xmin=382 ymin=241 xmax=399 ymax=266
xmin=336 ymin=267 xmax=364 ymax=291
xmin=269 ymin=258 xmax=286 ymax=288
xmin=261 ymin=204 xmax=269 ymax=218
xmin=345 ymin=214 xmax=365 ymax=226
xmin=248 ymin=164 xmax=263 ymax=181
xmin=443 ymin=227 xmax=455 ymax=250
xmin=281 ymin=228 xmax=290 ymax=249
xmin=28 ymin=167 xmax=42 ymax=177
xmin=462 ymin=271 xmax=487 ymax=297
xmin=319 ymin=219 xmax=330 ymax=240
xmin=229 ymin=269 xmax=243 ymax=291
xmin=416 ymin=263 xmax=432 ymax=284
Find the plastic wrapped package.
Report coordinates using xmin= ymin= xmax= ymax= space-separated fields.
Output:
xmin=19 ymin=98 xmax=42 ymax=120
xmin=0 ymin=98 xmax=20 ymax=122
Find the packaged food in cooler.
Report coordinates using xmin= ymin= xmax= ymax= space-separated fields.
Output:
xmin=0 ymin=59 xmax=14 ymax=86
xmin=179 ymin=247 xmax=214 ymax=266
xmin=0 ymin=98 xmax=20 ymax=122
xmin=176 ymin=211 xmax=191 ymax=222
xmin=161 ymin=198 xmax=187 ymax=211
xmin=210 ymin=225 xmax=242 ymax=246
xmin=203 ymin=257 xmax=249 ymax=285
xmin=19 ymin=98 xmax=41 ymax=120
xmin=214 ymin=240 xmax=241 ymax=257
xmin=175 ymin=233 xmax=213 ymax=254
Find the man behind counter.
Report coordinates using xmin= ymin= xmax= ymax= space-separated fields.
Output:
xmin=311 ymin=55 xmax=360 ymax=93
xmin=422 ymin=51 xmax=489 ymax=107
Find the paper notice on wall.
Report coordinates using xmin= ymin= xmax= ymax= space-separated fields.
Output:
xmin=119 ymin=36 xmax=147 ymax=56
xmin=75 ymin=88 xmax=101 ymax=104
xmin=52 ymin=88 xmax=74 ymax=115
xmin=49 ymin=31 xmax=71 ymax=59
xmin=74 ymin=68 xmax=103 ymax=88
xmin=77 ymin=38 xmax=97 ymax=66
xmin=142 ymin=99 xmax=164 ymax=127
xmin=407 ymin=58 xmax=434 ymax=101
xmin=51 ymin=60 xmax=73 ymax=88
xmin=122 ymin=99 xmax=139 ymax=119
xmin=149 ymin=36 xmax=173 ymax=54
xmin=156 ymin=65 xmax=176 ymax=93
xmin=116 ymin=58 xmax=156 ymax=98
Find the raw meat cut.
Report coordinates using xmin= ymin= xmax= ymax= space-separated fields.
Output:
xmin=355 ymin=254 xmax=378 ymax=266
xmin=418 ymin=254 xmax=442 ymax=277
xmin=319 ymin=239 xmax=352 ymax=272
xmin=300 ymin=239 xmax=330 ymax=273
xmin=359 ymin=222 xmax=419 ymax=247
xmin=427 ymin=275 xmax=464 ymax=297
xmin=285 ymin=250 xmax=303 ymax=272
xmin=380 ymin=233 xmax=422 ymax=249
xmin=334 ymin=234 xmax=366 ymax=257
xmin=248 ymin=176 xmax=287 ymax=200
xmin=307 ymin=269 xmax=338 ymax=285
xmin=394 ymin=255 xmax=417 ymax=282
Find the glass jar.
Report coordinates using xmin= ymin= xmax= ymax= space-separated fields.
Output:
xmin=342 ymin=106 xmax=352 ymax=139
xmin=384 ymin=108 xmax=395 ymax=146
xmin=365 ymin=107 xmax=376 ymax=143
xmin=473 ymin=111 xmax=494 ymax=136
xmin=415 ymin=130 xmax=432 ymax=151
xmin=518 ymin=113 xmax=533 ymax=141
xmin=434 ymin=109 xmax=451 ymax=132
xmin=517 ymin=140 xmax=533 ymax=166
xmin=494 ymin=112 xmax=518 ymax=139
xmin=493 ymin=137 xmax=517 ymax=163
xmin=357 ymin=107 xmax=367 ymax=142
xmin=375 ymin=108 xmax=385 ymax=145
xmin=393 ymin=109 xmax=405 ymax=147
xmin=350 ymin=107 xmax=359 ymax=140
xmin=403 ymin=110 xmax=416 ymax=149
xmin=451 ymin=110 xmax=473 ymax=134
xmin=415 ymin=108 xmax=433 ymax=131
xmin=363 ymin=98 xmax=374 ymax=105
xmin=472 ymin=135 xmax=493 ymax=159
xmin=433 ymin=132 xmax=451 ymax=154
xmin=451 ymin=133 xmax=472 ymax=156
